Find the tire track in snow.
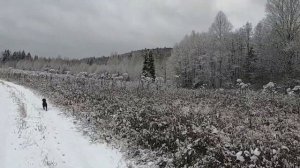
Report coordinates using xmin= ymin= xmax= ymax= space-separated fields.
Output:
xmin=0 ymin=80 xmax=127 ymax=168
xmin=1 ymin=81 xmax=58 ymax=168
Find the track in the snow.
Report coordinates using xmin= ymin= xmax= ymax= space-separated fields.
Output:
xmin=0 ymin=80 xmax=126 ymax=168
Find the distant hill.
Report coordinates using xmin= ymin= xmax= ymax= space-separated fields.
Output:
xmin=80 ymin=48 xmax=172 ymax=79
xmin=0 ymin=48 xmax=173 ymax=80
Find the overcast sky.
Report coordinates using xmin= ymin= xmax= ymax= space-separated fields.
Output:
xmin=0 ymin=0 xmax=267 ymax=58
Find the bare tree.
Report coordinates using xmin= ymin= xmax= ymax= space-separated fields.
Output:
xmin=266 ymin=0 xmax=300 ymax=43
xmin=209 ymin=11 xmax=233 ymax=40
xmin=209 ymin=11 xmax=233 ymax=88
xmin=266 ymin=0 xmax=300 ymax=74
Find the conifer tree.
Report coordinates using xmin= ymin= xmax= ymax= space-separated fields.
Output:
xmin=1 ymin=49 xmax=11 ymax=62
xmin=142 ymin=50 xmax=155 ymax=80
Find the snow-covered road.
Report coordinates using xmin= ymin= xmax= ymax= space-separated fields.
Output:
xmin=0 ymin=80 xmax=126 ymax=168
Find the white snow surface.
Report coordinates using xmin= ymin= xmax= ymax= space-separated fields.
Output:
xmin=0 ymin=80 xmax=126 ymax=168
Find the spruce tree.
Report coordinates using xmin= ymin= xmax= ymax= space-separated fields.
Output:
xmin=148 ymin=50 xmax=155 ymax=80
xmin=142 ymin=50 xmax=155 ymax=80
xmin=2 ymin=50 xmax=11 ymax=62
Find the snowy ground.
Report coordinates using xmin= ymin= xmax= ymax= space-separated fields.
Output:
xmin=0 ymin=80 xmax=127 ymax=168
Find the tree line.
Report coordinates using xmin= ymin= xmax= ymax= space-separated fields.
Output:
xmin=168 ymin=0 xmax=300 ymax=88
xmin=1 ymin=50 xmax=34 ymax=62
xmin=0 ymin=48 xmax=158 ymax=81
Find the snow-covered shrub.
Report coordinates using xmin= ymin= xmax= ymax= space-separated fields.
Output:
xmin=122 ymin=73 xmax=129 ymax=81
xmin=112 ymin=75 xmax=123 ymax=81
xmin=236 ymin=79 xmax=250 ymax=93
xmin=49 ymin=69 xmax=57 ymax=74
xmin=287 ymin=88 xmax=295 ymax=96
xmin=264 ymin=82 xmax=275 ymax=88
xmin=77 ymin=72 xmax=88 ymax=78
xmin=236 ymin=79 xmax=242 ymax=83
xmin=140 ymin=75 xmax=153 ymax=89
xmin=88 ymin=73 xmax=97 ymax=79
xmin=201 ymin=83 xmax=208 ymax=89
xmin=155 ymin=77 xmax=164 ymax=84
xmin=263 ymin=82 xmax=276 ymax=93
xmin=286 ymin=86 xmax=300 ymax=96
xmin=154 ymin=77 xmax=164 ymax=90
xmin=292 ymin=86 xmax=300 ymax=94
xmin=64 ymin=71 xmax=71 ymax=75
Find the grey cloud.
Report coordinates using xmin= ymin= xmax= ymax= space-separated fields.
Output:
xmin=0 ymin=0 xmax=267 ymax=58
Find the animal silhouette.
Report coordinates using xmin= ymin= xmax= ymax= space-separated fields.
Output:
xmin=42 ymin=98 xmax=47 ymax=111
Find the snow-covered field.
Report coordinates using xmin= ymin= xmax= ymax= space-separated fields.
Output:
xmin=0 ymin=80 xmax=126 ymax=168
xmin=1 ymin=69 xmax=300 ymax=167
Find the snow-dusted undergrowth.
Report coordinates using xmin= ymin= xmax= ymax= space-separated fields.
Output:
xmin=1 ymin=68 xmax=300 ymax=167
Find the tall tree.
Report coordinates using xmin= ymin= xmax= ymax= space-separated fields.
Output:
xmin=1 ymin=49 xmax=11 ymax=62
xmin=266 ymin=0 xmax=300 ymax=75
xmin=266 ymin=0 xmax=300 ymax=43
xmin=242 ymin=22 xmax=256 ymax=82
xmin=209 ymin=11 xmax=233 ymax=88
xmin=209 ymin=11 xmax=233 ymax=40
xmin=142 ymin=50 xmax=155 ymax=80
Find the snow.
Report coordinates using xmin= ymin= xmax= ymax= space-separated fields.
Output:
xmin=0 ymin=80 xmax=126 ymax=168
xmin=250 ymin=155 xmax=258 ymax=162
xmin=263 ymin=82 xmax=275 ymax=89
xmin=253 ymin=148 xmax=261 ymax=156
xmin=292 ymin=86 xmax=300 ymax=91
xmin=236 ymin=79 xmax=242 ymax=83
xmin=236 ymin=151 xmax=245 ymax=162
xmin=212 ymin=127 xmax=218 ymax=134
xmin=281 ymin=145 xmax=289 ymax=151
xmin=243 ymin=150 xmax=250 ymax=157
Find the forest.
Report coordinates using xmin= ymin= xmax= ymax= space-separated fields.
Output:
xmin=168 ymin=0 xmax=300 ymax=89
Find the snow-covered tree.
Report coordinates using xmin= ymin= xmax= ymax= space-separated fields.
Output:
xmin=266 ymin=0 xmax=300 ymax=74
xmin=209 ymin=11 xmax=233 ymax=88
xmin=168 ymin=31 xmax=211 ymax=88
xmin=209 ymin=11 xmax=233 ymax=40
